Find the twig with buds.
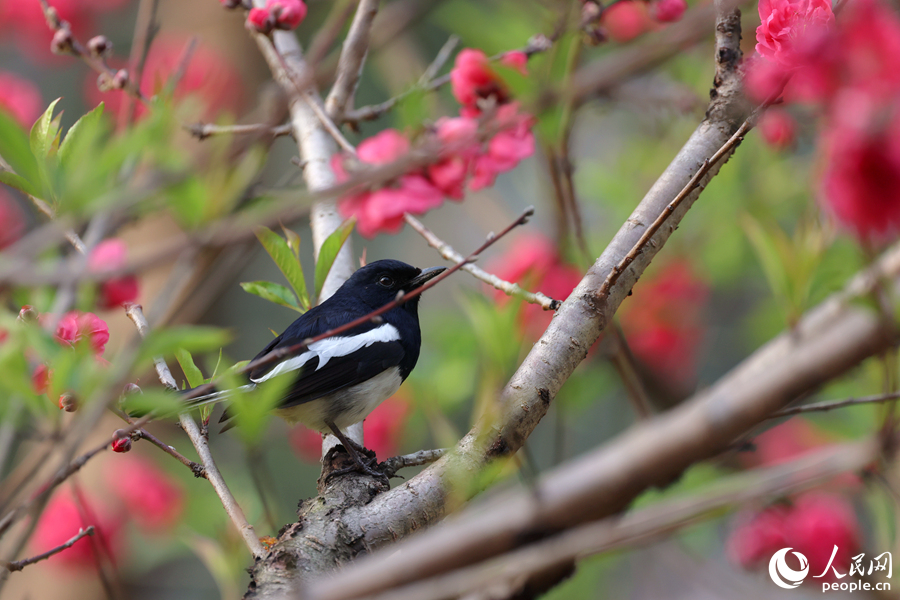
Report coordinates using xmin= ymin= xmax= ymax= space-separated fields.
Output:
xmin=402 ymin=213 xmax=561 ymax=311
xmin=2 ymin=526 xmax=95 ymax=573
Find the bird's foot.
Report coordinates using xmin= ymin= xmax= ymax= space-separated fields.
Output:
xmin=323 ymin=447 xmax=388 ymax=485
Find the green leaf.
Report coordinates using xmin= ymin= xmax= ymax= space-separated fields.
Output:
xmin=29 ymin=98 xmax=62 ymax=161
xmin=314 ymin=218 xmax=355 ymax=301
xmin=175 ymin=348 xmax=205 ymax=389
xmin=255 ymin=227 xmax=310 ymax=310
xmin=0 ymin=171 xmax=39 ymax=197
xmin=240 ymin=281 xmax=302 ymax=312
xmin=0 ymin=109 xmax=40 ymax=187
xmin=137 ymin=326 xmax=231 ymax=366
xmin=281 ymin=225 xmax=301 ymax=259
xmin=58 ymin=103 xmax=105 ymax=172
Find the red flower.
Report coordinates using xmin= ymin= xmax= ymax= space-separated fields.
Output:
xmin=756 ymin=0 xmax=834 ymax=68
xmin=268 ymin=0 xmax=306 ymax=30
xmin=85 ymin=34 xmax=243 ymax=120
xmin=650 ymin=0 xmax=687 ymax=23
xmin=727 ymin=504 xmax=790 ymax=568
xmin=758 ymin=108 xmax=796 ymax=150
xmin=0 ymin=190 xmax=25 ymax=249
xmin=0 ymin=71 xmax=41 ymax=128
xmin=600 ymin=1 xmax=655 ymax=43
xmin=619 ymin=260 xmax=708 ymax=385
xmin=489 ymin=234 xmax=582 ymax=340
xmin=469 ymin=104 xmax=536 ymax=191
xmin=819 ymin=109 xmax=900 ymax=241
xmin=451 ymin=49 xmax=508 ymax=110
xmin=247 ymin=7 xmax=273 ymax=32
xmin=105 ymin=455 xmax=185 ymax=531
xmin=427 ymin=116 xmax=479 ymax=199
xmin=334 ymin=130 xmax=444 ymax=238
xmin=499 ymin=51 xmax=529 ymax=76
xmin=32 ymin=363 xmax=49 ymax=395
xmin=31 ymin=489 xmax=123 ymax=569
xmin=89 ymin=239 xmax=139 ymax=309
xmin=728 ymin=493 xmax=860 ymax=583
xmin=52 ymin=311 xmax=110 ymax=356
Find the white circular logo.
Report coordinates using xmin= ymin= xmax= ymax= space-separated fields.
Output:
xmin=769 ymin=548 xmax=810 ymax=589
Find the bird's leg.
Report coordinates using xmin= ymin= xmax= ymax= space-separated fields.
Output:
xmin=323 ymin=421 xmax=387 ymax=483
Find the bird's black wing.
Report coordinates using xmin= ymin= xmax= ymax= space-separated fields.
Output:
xmin=276 ymin=341 xmax=404 ymax=408
xmin=247 ymin=307 xmax=405 ymax=408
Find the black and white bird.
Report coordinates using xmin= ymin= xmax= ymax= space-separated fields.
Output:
xmin=196 ymin=259 xmax=445 ymax=476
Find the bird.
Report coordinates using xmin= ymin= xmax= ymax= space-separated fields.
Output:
xmin=194 ymin=259 xmax=445 ymax=478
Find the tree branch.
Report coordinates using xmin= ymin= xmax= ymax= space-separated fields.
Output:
xmin=123 ymin=304 xmax=265 ymax=558
xmin=324 ymin=0 xmax=380 ymax=121
xmin=402 ymin=213 xmax=560 ymax=311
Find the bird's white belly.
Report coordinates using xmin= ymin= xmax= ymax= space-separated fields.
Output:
xmin=274 ymin=367 xmax=403 ymax=433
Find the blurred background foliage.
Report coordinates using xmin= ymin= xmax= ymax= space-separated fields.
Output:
xmin=0 ymin=0 xmax=892 ymax=598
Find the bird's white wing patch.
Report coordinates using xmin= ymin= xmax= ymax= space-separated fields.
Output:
xmin=250 ymin=324 xmax=400 ymax=383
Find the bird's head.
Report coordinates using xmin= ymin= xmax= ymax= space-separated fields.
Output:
xmin=343 ymin=259 xmax=446 ymax=311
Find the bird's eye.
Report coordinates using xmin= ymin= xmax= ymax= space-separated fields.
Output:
xmin=377 ymin=275 xmax=394 ymax=287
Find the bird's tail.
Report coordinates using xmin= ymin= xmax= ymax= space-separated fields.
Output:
xmin=182 ymin=383 xmax=257 ymax=411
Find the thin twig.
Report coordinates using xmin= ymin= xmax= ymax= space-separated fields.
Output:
xmin=0 ymin=415 xmax=153 ymax=539
xmin=119 ymin=0 xmax=160 ymax=129
xmin=3 ymin=526 xmax=95 ymax=572
xmin=185 ymin=122 xmax=293 ymax=141
xmin=403 ymin=213 xmax=560 ymax=310
xmin=24 ymin=194 xmax=86 ymax=253
xmin=324 ymin=0 xmax=381 ymax=121
xmin=418 ymin=36 xmax=459 ymax=87
xmin=344 ymin=35 xmax=553 ymax=125
xmin=38 ymin=0 xmax=147 ymax=104
xmin=115 ymin=409 xmax=207 ymax=478
xmin=123 ymin=304 xmax=265 ymax=558
xmin=381 ymin=449 xmax=447 ymax=479
xmin=597 ymin=116 xmax=754 ymax=298
xmin=770 ymin=391 xmax=900 ymax=418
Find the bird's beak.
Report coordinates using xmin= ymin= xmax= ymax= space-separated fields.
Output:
xmin=409 ymin=266 xmax=446 ymax=289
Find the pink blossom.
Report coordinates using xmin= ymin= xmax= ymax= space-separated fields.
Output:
xmin=0 ymin=190 xmax=25 ymax=249
xmin=819 ymin=110 xmax=900 ymax=240
xmin=32 ymin=363 xmax=49 ymax=394
xmin=0 ymin=71 xmax=41 ymax=128
xmin=334 ymin=130 xmax=444 ymax=237
xmin=427 ymin=117 xmax=479 ymax=199
xmin=267 ymin=0 xmax=307 ymax=30
xmin=489 ymin=234 xmax=583 ymax=340
xmin=50 ymin=311 xmax=110 ymax=355
xmin=105 ymin=455 xmax=185 ymax=531
xmin=450 ymin=49 xmax=509 ymax=110
xmin=756 ymin=0 xmax=834 ymax=68
xmin=650 ymin=0 xmax=687 ymax=23
xmin=728 ymin=493 xmax=860 ymax=583
xmin=500 ymin=51 xmax=529 ymax=76
xmin=469 ymin=104 xmax=536 ymax=191
xmin=89 ymin=239 xmax=139 ymax=309
xmin=88 ymin=239 xmax=127 ymax=271
xmin=758 ymin=108 xmax=796 ymax=149
xmin=727 ymin=505 xmax=790 ymax=568
xmin=247 ymin=7 xmax=272 ymax=32
xmin=620 ymin=261 xmax=708 ymax=385
xmin=31 ymin=489 xmax=123 ymax=569
xmin=600 ymin=1 xmax=655 ymax=43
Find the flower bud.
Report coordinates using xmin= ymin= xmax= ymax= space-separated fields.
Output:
xmin=17 ymin=305 xmax=37 ymax=323
xmin=246 ymin=8 xmax=274 ymax=33
xmin=51 ymin=28 xmax=76 ymax=55
xmin=87 ymin=35 xmax=112 ymax=58
xmin=111 ymin=430 xmax=132 ymax=453
xmin=122 ymin=382 xmax=142 ymax=397
xmin=58 ymin=393 xmax=78 ymax=413
xmin=111 ymin=69 xmax=129 ymax=90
